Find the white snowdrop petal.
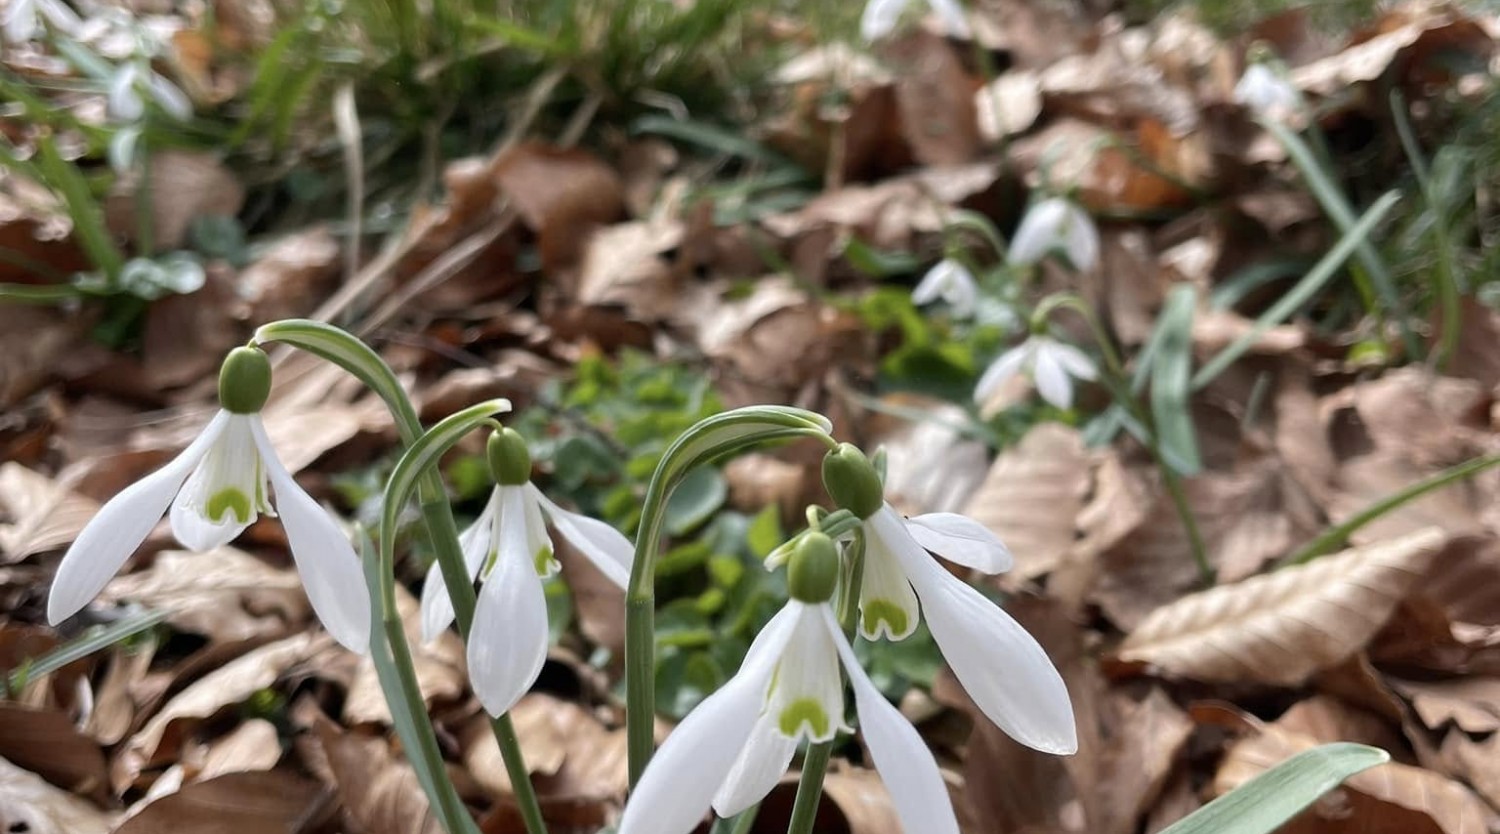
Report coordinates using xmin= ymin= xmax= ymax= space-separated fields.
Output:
xmin=2 ymin=0 xmax=37 ymax=43
xmin=619 ymin=605 xmax=797 ymax=834
xmin=251 ymin=418 xmax=371 ymax=654
xmin=765 ymin=604 xmax=847 ymax=743
xmin=529 ymin=484 xmax=632 ymax=588
xmin=467 ymin=487 xmax=550 ymax=716
xmin=47 ymin=412 xmax=229 ymax=624
xmin=146 ymin=72 xmax=193 ymax=120
xmin=1047 ymin=340 xmax=1097 ymax=381
xmin=874 ymin=512 xmax=1077 ymax=754
xmin=825 ymin=607 xmax=961 ymax=834
xmin=1030 ymin=345 xmax=1074 ymax=410
xmin=973 ymin=342 xmax=1032 ymax=404
xmin=1008 ymin=198 xmax=1068 ymax=266
xmin=107 ymin=64 xmax=144 ymax=122
xmin=169 ymin=415 xmax=264 ymax=551
xmin=860 ymin=0 xmax=910 ymax=41
xmin=904 ymin=512 xmax=1013 ymax=574
xmin=420 ymin=489 xmax=500 ymax=642
xmin=859 ymin=525 xmax=922 ymax=641
xmin=711 ymin=713 xmax=798 ymax=818
xmin=1062 ymin=203 xmax=1100 ymax=272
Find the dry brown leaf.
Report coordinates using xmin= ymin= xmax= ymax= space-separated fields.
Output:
xmin=113 ymin=770 xmax=332 ymax=834
xmin=0 ymin=756 xmax=116 ymax=834
xmin=884 ymin=32 xmax=983 ymax=166
xmin=462 ymin=694 xmax=627 ymax=804
xmin=344 ymin=582 xmax=466 ymax=725
xmin=117 ymin=632 xmax=329 ymax=782
xmin=0 ymin=305 xmax=87 ymax=409
xmin=1330 ymin=454 xmax=1490 ymax=545
xmin=493 ymin=143 xmax=624 ymax=272
xmin=84 ymin=643 xmax=155 ymax=745
xmin=1391 ymin=677 xmax=1500 ymax=734
xmin=0 ymin=462 xmax=98 ymax=563
xmin=1437 ymin=730 xmax=1500 ymax=812
xmin=1273 ymin=695 xmax=1408 ymax=755
xmin=871 ymin=398 xmax=989 ymax=516
xmin=0 ymin=704 xmax=108 ymax=800
xmin=197 ymin=719 xmax=283 ymax=781
xmin=236 ymin=226 xmax=341 ymax=323
xmin=962 ymin=423 xmax=1088 ymax=580
xmin=975 ymin=71 xmax=1043 ymax=140
xmin=575 ymin=217 xmax=686 ymax=321
xmin=104 ymin=151 xmax=245 ymax=251
xmin=99 ymin=548 xmax=310 ymax=643
xmin=314 ymin=718 xmax=442 ymax=834
xmin=1116 ymin=528 xmax=1444 ymax=685
xmin=820 ymin=767 xmax=905 ymax=834
xmin=1215 ymin=717 xmax=1495 ymax=834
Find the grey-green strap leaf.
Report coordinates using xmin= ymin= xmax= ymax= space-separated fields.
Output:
xmin=4 ymin=608 xmax=165 ymax=696
xmin=1149 ymin=284 xmax=1202 ymax=476
xmin=1155 ymin=743 xmax=1388 ymax=834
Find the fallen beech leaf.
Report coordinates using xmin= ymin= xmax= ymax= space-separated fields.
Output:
xmin=119 ymin=633 xmax=329 ymax=778
xmin=100 ymin=548 xmax=310 ymax=643
xmin=104 ymin=151 xmax=244 ymax=251
xmin=821 ymin=767 xmax=905 ymax=834
xmin=1437 ymin=730 xmax=1500 ymax=812
xmin=0 ymin=463 xmax=98 ymax=563
xmin=0 ymin=305 xmax=87 ymax=409
xmin=962 ymin=423 xmax=1088 ymax=580
xmin=884 ymin=31 xmax=983 ymax=166
xmin=0 ymin=756 xmax=115 ymax=834
xmin=975 ymin=71 xmax=1043 ymax=140
xmin=462 ymin=694 xmax=627 ymax=804
xmin=575 ymin=217 xmax=685 ymax=321
xmin=493 ymin=142 xmax=624 ymax=271
xmin=0 ymin=704 xmax=108 ymax=800
xmin=114 ymin=770 xmax=331 ymax=834
xmin=872 ymin=398 xmax=989 ymax=516
xmin=1215 ymin=716 xmax=1494 ymax=834
xmin=1116 ymin=528 xmax=1444 ymax=685
xmin=314 ymin=718 xmax=442 ymax=834
xmin=1273 ymin=695 xmax=1408 ymax=755
xmin=1329 ymin=454 xmax=1489 ymax=545
xmin=198 ymin=719 xmax=283 ymax=781
xmin=236 ymin=227 xmax=341 ymax=324
xmin=1390 ymin=677 xmax=1500 ymax=734
xmin=84 ymin=644 xmax=155 ymax=745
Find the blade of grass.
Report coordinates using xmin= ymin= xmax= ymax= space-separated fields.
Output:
xmin=1149 ymin=284 xmax=1202 ymax=475
xmin=1193 ymin=190 xmax=1401 ymax=388
xmin=1390 ymin=90 xmax=1461 ymax=369
xmin=3 ymin=609 xmax=166 ymax=696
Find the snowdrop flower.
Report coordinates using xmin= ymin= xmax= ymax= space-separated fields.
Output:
xmin=1008 ymin=197 xmax=1099 ymax=272
xmin=2 ymin=0 xmax=81 ymax=43
xmin=974 ymin=333 xmax=1097 ymax=409
xmin=911 ymin=257 xmax=978 ymax=318
xmin=861 ymin=0 xmax=970 ymax=42
xmin=820 ymin=444 xmax=1077 ymax=755
xmin=47 ymin=347 xmax=371 ymax=653
xmin=108 ymin=61 xmax=192 ymax=123
xmin=620 ymin=532 xmax=966 ymax=834
xmin=1234 ymin=62 xmax=1299 ymax=122
xmin=421 ymin=428 xmax=633 ymax=717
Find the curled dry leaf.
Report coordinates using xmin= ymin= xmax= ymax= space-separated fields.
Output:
xmin=113 ymin=770 xmax=332 ymax=834
xmin=1214 ymin=712 xmax=1495 ymax=834
xmin=961 ymin=423 xmax=1088 ymax=580
xmin=313 ymin=717 xmax=442 ymax=834
xmin=1390 ymin=677 xmax=1500 ymax=734
xmin=493 ymin=142 xmax=625 ymax=272
xmin=0 ymin=462 xmax=98 ymax=563
xmin=462 ymin=693 xmax=628 ymax=804
xmin=1116 ymin=527 xmax=1444 ymax=686
xmin=0 ymin=755 xmax=116 ymax=834
xmin=100 ymin=548 xmax=311 ymax=643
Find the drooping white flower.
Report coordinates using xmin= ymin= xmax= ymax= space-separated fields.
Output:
xmin=861 ymin=0 xmax=971 ymax=42
xmin=820 ymin=444 xmax=1077 ymax=757
xmin=618 ymin=599 xmax=961 ymax=834
xmin=107 ymin=61 xmax=192 ymax=123
xmin=47 ymin=348 xmax=371 ymax=654
xmin=973 ymin=334 xmax=1096 ymax=409
xmin=1008 ymin=197 xmax=1099 ymax=272
xmin=2 ymin=0 xmax=82 ymax=44
xmin=421 ymin=429 xmax=633 ymax=717
xmin=1234 ymin=62 xmax=1299 ymax=122
xmin=911 ymin=257 xmax=978 ymax=318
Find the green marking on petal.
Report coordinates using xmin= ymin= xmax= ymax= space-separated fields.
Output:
xmin=778 ymin=698 xmax=831 ymax=739
xmin=533 ymin=545 xmax=556 ymax=576
xmin=206 ymin=488 xmax=253 ymax=524
xmin=861 ymin=599 xmax=909 ymax=639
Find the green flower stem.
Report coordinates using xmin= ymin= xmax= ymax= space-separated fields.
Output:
xmin=625 ymin=408 xmax=837 ymax=787
xmin=255 ymin=321 xmax=548 ymax=834
xmin=1279 ymin=453 xmax=1500 ymax=566
xmin=1033 ymin=295 xmax=1212 ymax=583
xmin=786 ymin=532 xmax=867 ymax=834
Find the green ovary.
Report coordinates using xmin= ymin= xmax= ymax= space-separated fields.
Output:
xmin=206 ymin=488 xmax=253 ymax=524
xmin=862 ymin=599 xmax=909 ymax=638
xmin=778 ymin=698 xmax=831 ymax=738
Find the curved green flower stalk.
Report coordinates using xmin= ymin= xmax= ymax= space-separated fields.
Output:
xmin=625 ymin=406 xmax=837 ymax=787
xmin=254 ymin=320 xmax=547 ymax=834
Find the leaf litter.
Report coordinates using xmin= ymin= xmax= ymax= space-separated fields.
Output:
xmin=2 ymin=0 xmax=1500 ymax=832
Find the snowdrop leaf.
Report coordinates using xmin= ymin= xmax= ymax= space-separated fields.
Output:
xmin=1149 ymin=284 xmax=1202 ymax=476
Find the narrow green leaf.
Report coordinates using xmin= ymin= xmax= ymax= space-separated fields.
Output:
xmin=32 ymin=137 xmax=124 ymax=280
xmin=658 ymin=407 xmax=832 ymax=490
xmin=4 ymin=609 xmax=165 ymax=696
xmin=1149 ymin=285 xmax=1202 ymax=476
xmin=1156 ymin=743 xmax=1388 ymax=834
xmin=632 ymin=115 xmax=799 ymax=169
xmin=1193 ymin=190 xmax=1400 ymax=388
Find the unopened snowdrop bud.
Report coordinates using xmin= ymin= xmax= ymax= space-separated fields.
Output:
xmin=217 ymin=346 xmax=272 ymax=414
xmin=486 ymin=427 xmax=532 ymax=486
xmin=788 ymin=532 xmax=839 ymax=604
xmin=822 ymin=444 xmax=883 ymax=520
